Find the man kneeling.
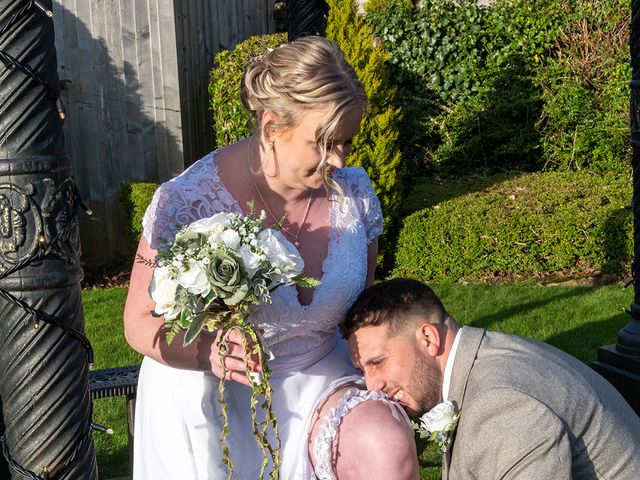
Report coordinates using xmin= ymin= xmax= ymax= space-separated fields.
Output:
xmin=341 ymin=278 xmax=640 ymax=479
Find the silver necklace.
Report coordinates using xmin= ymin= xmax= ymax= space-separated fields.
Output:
xmin=248 ymin=139 xmax=313 ymax=247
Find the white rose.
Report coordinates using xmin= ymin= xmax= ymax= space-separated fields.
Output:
xmin=239 ymin=244 xmax=262 ymax=278
xmin=220 ymin=229 xmax=241 ymax=250
xmin=207 ymin=231 xmax=223 ymax=248
xmin=149 ymin=266 xmax=181 ymax=320
xmin=257 ymin=229 xmax=304 ymax=283
xmin=177 ymin=259 xmax=211 ymax=296
xmin=419 ymin=401 xmax=457 ymax=433
xmin=186 ymin=213 xmax=231 ymax=234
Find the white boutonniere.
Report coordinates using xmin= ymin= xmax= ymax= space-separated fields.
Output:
xmin=412 ymin=401 xmax=460 ymax=455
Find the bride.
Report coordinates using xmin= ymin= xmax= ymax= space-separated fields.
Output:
xmin=123 ymin=35 xmax=418 ymax=479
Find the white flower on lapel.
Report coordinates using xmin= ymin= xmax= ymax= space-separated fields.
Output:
xmin=413 ymin=400 xmax=460 ymax=455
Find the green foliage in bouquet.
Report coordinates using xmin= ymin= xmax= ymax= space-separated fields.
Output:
xmin=326 ymin=0 xmax=404 ymax=271
xmin=393 ymin=171 xmax=632 ymax=283
xmin=145 ymin=206 xmax=319 ymax=479
xmin=209 ymin=33 xmax=287 ymax=147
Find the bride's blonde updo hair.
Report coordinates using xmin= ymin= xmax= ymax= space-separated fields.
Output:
xmin=241 ymin=36 xmax=368 ymax=194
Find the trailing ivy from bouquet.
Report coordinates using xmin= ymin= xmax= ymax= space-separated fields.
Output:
xmin=144 ymin=205 xmax=320 ymax=479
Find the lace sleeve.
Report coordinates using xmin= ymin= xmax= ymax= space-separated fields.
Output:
xmin=347 ymin=167 xmax=383 ymax=244
xmin=141 ymin=151 xmax=241 ymax=250
xmin=142 ymin=181 xmax=183 ymax=249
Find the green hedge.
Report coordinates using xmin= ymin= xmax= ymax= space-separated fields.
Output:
xmin=120 ymin=181 xmax=159 ymax=256
xmin=392 ymin=172 xmax=632 ymax=283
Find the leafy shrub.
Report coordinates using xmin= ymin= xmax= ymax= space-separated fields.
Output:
xmin=536 ymin=0 xmax=630 ymax=173
xmin=366 ymin=0 xmax=630 ymax=175
xmin=327 ymin=0 xmax=404 ymax=270
xmin=120 ymin=181 xmax=159 ymax=256
xmin=209 ymin=33 xmax=287 ymax=147
xmin=365 ymin=0 xmax=559 ymax=173
xmin=429 ymin=0 xmax=579 ymax=172
xmin=366 ymin=0 xmax=528 ymax=105
xmin=392 ymin=171 xmax=632 ymax=282
xmin=365 ymin=0 xmax=485 ymax=172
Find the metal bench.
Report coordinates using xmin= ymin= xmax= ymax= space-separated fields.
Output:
xmin=89 ymin=365 xmax=140 ymax=473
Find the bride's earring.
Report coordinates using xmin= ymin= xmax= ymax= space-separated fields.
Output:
xmin=248 ymin=140 xmax=264 ymax=176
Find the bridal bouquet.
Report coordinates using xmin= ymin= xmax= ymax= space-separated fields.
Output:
xmin=145 ymin=206 xmax=319 ymax=479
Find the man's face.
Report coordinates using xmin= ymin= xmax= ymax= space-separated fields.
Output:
xmin=348 ymin=323 xmax=443 ymax=417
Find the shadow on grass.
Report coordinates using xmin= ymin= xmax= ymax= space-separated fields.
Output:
xmin=544 ymin=311 xmax=630 ymax=364
xmin=92 ymin=396 xmax=133 ymax=479
xmin=95 ymin=446 xmax=130 ymax=480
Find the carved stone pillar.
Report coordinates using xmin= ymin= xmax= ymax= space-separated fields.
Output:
xmin=0 ymin=1 xmax=97 ymax=478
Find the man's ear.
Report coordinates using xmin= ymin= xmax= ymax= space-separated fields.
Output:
xmin=415 ymin=323 xmax=441 ymax=358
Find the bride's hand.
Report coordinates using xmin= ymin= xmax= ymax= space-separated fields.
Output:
xmin=210 ymin=328 xmax=262 ymax=387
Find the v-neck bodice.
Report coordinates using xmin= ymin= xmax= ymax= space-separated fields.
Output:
xmin=142 ymin=150 xmax=383 ymax=363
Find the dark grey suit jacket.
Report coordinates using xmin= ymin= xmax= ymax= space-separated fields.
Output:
xmin=445 ymin=327 xmax=640 ymax=479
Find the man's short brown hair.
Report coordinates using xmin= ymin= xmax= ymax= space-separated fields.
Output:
xmin=340 ymin=278 xmax=450 ymax=339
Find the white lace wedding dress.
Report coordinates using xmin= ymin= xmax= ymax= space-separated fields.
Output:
xmin=132 ymin=150 xmax=407 ymax=479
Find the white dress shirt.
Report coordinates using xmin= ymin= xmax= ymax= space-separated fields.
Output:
xmin=442 ymin=328 xmax=462 ymax=401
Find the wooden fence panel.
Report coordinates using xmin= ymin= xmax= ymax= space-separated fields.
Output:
xmin=173 ymin=0 xmax=274 ymax=167
xmin=52 ymin=0 xmax=275 ymax=266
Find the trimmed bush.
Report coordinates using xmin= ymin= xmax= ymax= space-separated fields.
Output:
xmin=120 ymin=181 xmax=159 ymax=256
xmin=392 ymin=172 xmax=632 ymax=283
xmin=209 ymin=33 xmax=287 ymax=147
xmin=327 ymin=0 xmax=404 ymax=269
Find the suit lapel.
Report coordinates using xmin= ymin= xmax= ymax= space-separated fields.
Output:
xmin=443 ymin=326 xmax=485 ymax=478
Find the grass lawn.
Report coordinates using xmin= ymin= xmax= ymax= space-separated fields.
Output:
xmin=83 ymin=286 xmax=140 ymax=479
xmin=84 ymin=282 xmax=634 ymax=479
